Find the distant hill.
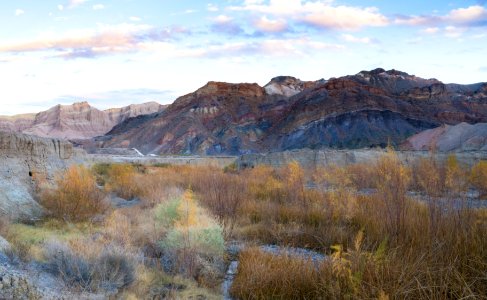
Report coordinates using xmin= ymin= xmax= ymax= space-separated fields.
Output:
xmin=0 ymin=102 xmax=166 ymax=140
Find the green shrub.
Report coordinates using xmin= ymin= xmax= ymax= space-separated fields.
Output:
xmin=154 ymin=199 xmax=181 ymax=226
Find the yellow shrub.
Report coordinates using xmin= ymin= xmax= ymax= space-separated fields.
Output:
xmin=40 ymin=165 xmax=108 ymax=222
xmin=106 ymin=164 xmax=140 ymax=199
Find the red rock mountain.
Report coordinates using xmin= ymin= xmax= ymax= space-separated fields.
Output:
xmin=94 ymin=68 xmax=487 ymax=155
xmin=0 ymin=102 xmax=165 ymax=140
xmin=89 ymin=69 xmax=487 ymax=155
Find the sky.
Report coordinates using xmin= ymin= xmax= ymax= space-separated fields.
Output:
xmin=1 ymin=0 xmax=487 ymax=115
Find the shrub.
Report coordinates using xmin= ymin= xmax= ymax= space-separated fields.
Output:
xmin=194 ymin=172 xmax=246 ymax=238
xmin=157 ymin=190 xmax=225 ymax=281
xmin=412 ymin=156 xmax=444 ymax=197
xmin=106 ymin=164 xmax=141 ymax=199
xmin=444 ymin=154 xmax=467 ymax=196
xmin=470 ymin=161 xmax=487 ymax=198
xmin=44 ymin=240 xmax=135 ymax=292
xmin=40 ymin=165 xmax=108 ymax=222
xmin=230 ymin=248 xmax=325 ymax=299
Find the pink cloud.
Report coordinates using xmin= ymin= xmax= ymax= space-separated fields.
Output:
xmin=253 ymin=16 xmax=288 ymax=32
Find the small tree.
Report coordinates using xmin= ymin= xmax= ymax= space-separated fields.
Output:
xmin=41 ymin=165 xmax=108 ymax=222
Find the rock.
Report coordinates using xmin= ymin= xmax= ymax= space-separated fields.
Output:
xmin=0 ymin=236 xmax=10 ymax=253
xmin=0 ymin=132 xmax=86 ymax=221
xmin=401 ymin=123 xmax=487 ymax=151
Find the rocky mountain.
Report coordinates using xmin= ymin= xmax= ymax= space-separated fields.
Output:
xmin=94 ymin=68 xmax=487 ymax=155
xmin=0 ymin=102 xmax=165 ymax=140
xmin=401 ymin=123 xmax=487 ymax=151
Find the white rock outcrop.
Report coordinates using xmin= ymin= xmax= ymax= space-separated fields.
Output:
xmin=0 ymin=132 xmax=86 ymax=221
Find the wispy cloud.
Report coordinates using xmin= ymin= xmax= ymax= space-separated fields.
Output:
xmin=230 ymin=0 xmax=389 ymax=31
xmin=0 ymin=23 xmax=190 ymax=59
xmin=253 ymin=16 xmax=288 ymax=33
xmin=181 ymin=38 xmax=345 ymax=59
xmin=92 ymin=4 xmax=104 ymax=10
xmin=68 ymin=0 xmax=87 ymax=9
xmin=341 ymin=33 xmax=378 ymax=44
xmin=211 ymin=15 xmax=245 ymax=35
xmin=15 ymin=9 xmax=25 ymax=16
xmin=207 ymin=3 xmax=219 ymax=12
xmin=395 ymin=5 xmax=487 ymax=27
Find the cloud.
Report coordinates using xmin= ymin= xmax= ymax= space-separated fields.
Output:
xmin=129 ymin=16 xmax=141 ymax=22
xmin=230 ymin=0 xmax=389 ymax=30
xmin=92 ymin=4 xmax=105 ymax=10
xmin=183 ymin=38 xmax=345 ymax=59
xmin=15 ymin=9 xmax=25 ymax=16
xmin=207 ymin=3 xmax=219 ymax=12
xmin=341 ymin=34 xmax=377 ymax=44
xmin=422 ymin=27 xmax=440 ymax=34
xmin=211 ymin=15 xmax=245 ymax=35
xmin=58 ymin=4 xmax=64 ymax=11
xmin=444 ymin=26 xmax=466 ymax=38
xmin=0 ymin=23 xmax=190 ymax=59
xmin=395 ymin=5 xmax=487 ymax=28
xmin=68 ymin=0 xmax=87 ymax=8
xmin=253 ymin=16 xmax=288 ymax=33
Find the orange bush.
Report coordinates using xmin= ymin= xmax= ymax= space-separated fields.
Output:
xmin=40 ymin=165 xmax=108 ymax=222
xmin=106 ymin=164 xmax=141 ymax=199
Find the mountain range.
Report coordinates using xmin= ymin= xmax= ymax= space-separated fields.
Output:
xmin=94 ymin=68 xmax=487 ymax=155
xmin=0 ymin=102 xmax=165 ymax=140
xmin=1 ymin=68 xmax=486 ymax=155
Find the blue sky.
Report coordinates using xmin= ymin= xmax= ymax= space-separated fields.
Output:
xmin=1 ymin=0 xmax=487 ymax=115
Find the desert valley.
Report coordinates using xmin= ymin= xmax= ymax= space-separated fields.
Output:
xmin=1 ymin=0 xmax=487 ymax=299
xmin=1 ymin=68 xmax=487 ymax=299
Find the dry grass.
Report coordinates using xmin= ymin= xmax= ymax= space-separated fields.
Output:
xmin=470 ymin=160 xmax=487 ymax=198
xmin=8 ymin=154 xmax=487 ymax=298
xmin=231 ymin=247 xmax=325 ymax=299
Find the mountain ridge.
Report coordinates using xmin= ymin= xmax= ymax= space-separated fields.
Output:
xmin=0 ymin=101 xmax=166 ymax=140
xmin=94 ymin=68 xmax=487 ymax=155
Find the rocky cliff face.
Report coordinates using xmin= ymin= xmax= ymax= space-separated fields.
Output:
xmin=0 ymin=132 xmax=85 ymax=221
xmin=401 ymin=123 xmax=487 ymax=151
xmin=0 ymin=102 xmax=165 ymax=140
xmin=96 ymin=68 xmax=487 ymax=155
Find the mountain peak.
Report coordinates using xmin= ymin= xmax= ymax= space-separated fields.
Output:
xmin=195 ymin=81 xmax=264 ymax=98
xmin=264 ymin=76 xmax=317 ymax=97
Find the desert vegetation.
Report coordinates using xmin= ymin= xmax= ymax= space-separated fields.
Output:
xmin=2 ymin=150 xmax=487 ymax=299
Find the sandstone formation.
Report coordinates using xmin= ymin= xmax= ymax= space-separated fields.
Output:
xmin=0 ymin=101 xmax=165 ymax=140
xmin=401 ymin=123 xmax=487 ymax=151
xmin=0 ymin=132 xmax=85 ymax=221
xmin=96 ymin=68 xmax=487 ymax=155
